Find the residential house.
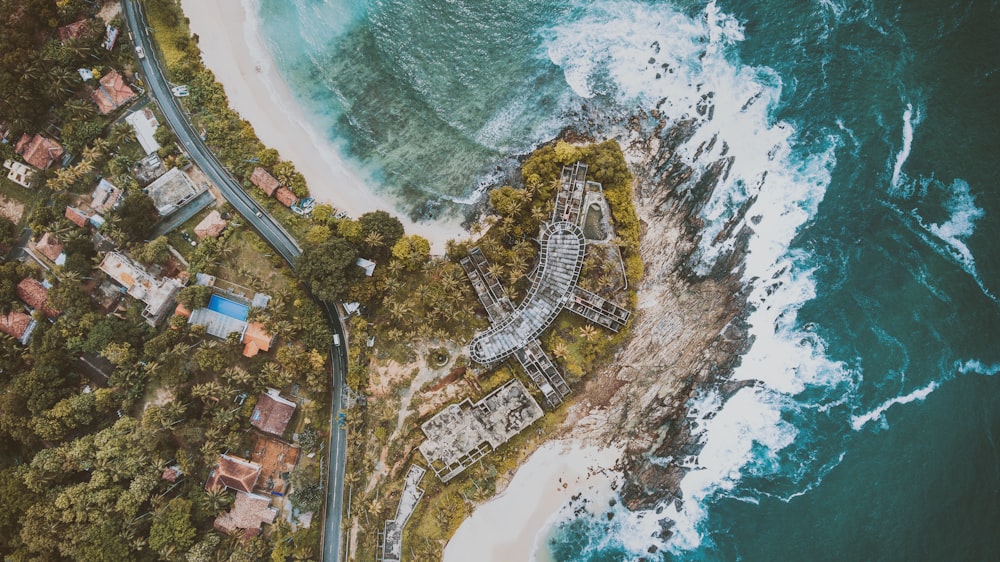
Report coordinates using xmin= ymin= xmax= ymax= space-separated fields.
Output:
xmin=213 ymin=492 xmax=277 ymax=540
xmin=35 ymin=233 xmax=65 ymax=265
xmin=3 ymin=159 xmax=34 ymax=187
xmin=16 ymin=278 xmax=58 ymax=319
xmin=161 ymin=465 xmax=183 ymax=483
xmin=241 ymin=322 xmax=274 ymax=358
xmin=145 ymin=168 xmax=203 ymax=216
xmin=15 ymin=134 xmax=64 ymax=170
xmin=249 ymin=167 xmax=280 ymax=196
xmin=205 ymin=454 xmax=262 ymax=494
xmin=250 ymin=389 xmax=297 ymax=436
xmin=250 ymin=434 xmax=301 ymax=495
xmin=98 ymin=252 xmax=183 ymax=326
xmin=91 ymin=70 xmax=136 ymax=115
xmin=0 ymin=312 xmax=35 ymax=344
xmin=90 ymin=178 xmax=122 ymax=213
xmin=194 ymin=210 xmax=227 ymax=239
xmin=57 ymin=19 xmax=89 ymax=44
xmin=65 ymin=206 xmax=91 ymax=228
xmin=125 ymin=108 xmax=161 ymax=155
xmin=274 ymin=186 xmax=298 ymax=208
xmin=356 ymin=257 xmax=376 ymax=277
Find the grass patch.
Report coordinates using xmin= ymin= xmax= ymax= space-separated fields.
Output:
xmin=143 ymin=0 xmax=191 ymax=69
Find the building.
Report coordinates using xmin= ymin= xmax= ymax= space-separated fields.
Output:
xmin=65 ymin=206 xmax=91 ymax=228
xmin=378 ymin=466 xmax=427 ymax=562
xmin=90 ymin=178 xmax=122 ymax=213
xmin=91 ymin=70 xmax=135 ymax=115
xmin=274 ymin=186 xmax=298 ymax=208
xmin=213 ymin=492 xmax=277 ymax=540
xmin=144 ymin=168 xmax=203 ymax=216
xmin=0 ymin=311 xmax=35 ymax=344
xmin=356 ymin=257 xmax=376 ymax=277
xmin=15 ymin=134 xmax=64 ymax=171
xmin=57 ymin=19 xmax=89 ymax=44
xmin=205 ymin=454 xmax=262 ymax=493
xmin=125 ymin=108 xmax=161 ymax=155
xmin=418 ymin=380 xmax=543 ymax=482
xmin=103 ymin=25 xmax=119 ymax=51
xmin=133 ymin=153 xmax=167 ymax=184
xmin=194 ymin=210 xmax=228 ymax=239
xmin=98 ymin=252 xmax=183 ymax=326
xmin=250 ymin=389 xmax=296 ymax=436
xmin=241 ymin=322 xmax=274 ymax=358
xmin=250 ymin=434 xmax=300 ymax=495
xmin=161 ymin=465 xmax=183 ymax=483
xmin=16 ymin=278 xmax=58 ymax=319
xmin=35 ymin=233 xmax=65 ymax=264
xmin=249 ymin=167 xmax=281 ymax=196
xmin=3 ymin=159 xmax=34 ymax=188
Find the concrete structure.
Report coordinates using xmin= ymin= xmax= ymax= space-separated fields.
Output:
xmin=91 ymin=70 xmax=135 ymax=115
xmin=144 ymin=167 xmax=203 ymax=216
xmin=15 ymin=134 xmax=64 ymax=171
xmin=132 ymin=153 xmax=166 ymax=184
xmin=206 ymin=454 xmax=262 ymax=493
xmin=250 ymin=389 xmax=296 ymax=436
xmin=250 ymin=167 xmax=281 ymax=196
xmin=98 ymin=251 xmax=183 ymax=326
xmin=418 ymin=380 xmax=542 ymax=482
xmin=90 ymin=178 xmax=122 ymax=213
xmin=3 ymin=159 xmax=34 ymax=187
xmin=378 ymin=465 xmax=427 ymax=562
xmin=214 ymin=492 xmax=277 ymax=540
xmin=194 ymin=209 xmax=227 ymax=239
xmin=356 ymin=257 xmax=376 ymax=277
xmin=125 ymin=108 xmax=161 ymax=155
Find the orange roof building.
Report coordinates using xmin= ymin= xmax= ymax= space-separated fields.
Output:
xmin=91 ymin=70 xmax=136 ymax=115
xmin=249 ymin=167 xmax=281 ymax=196
xmin=250 ymin=434 xmax=301 ymax=495
xmin=241 ymin=322 xmax=274 ymax=358
xmin=15 ymin=134 xmax=64 ymax=170
xmin=65 ymin=206 xmax=90 ymax=228
xmin=16 ymin=278 xmax=58 ymax=318
xmin=213 ymin=492 xmax=277 ymax=540
xmin=0 ymin=311 xmax=34 ymax=343
xmin=194 ymin=210 xmax=228 ymax=239
xmin=57 ymin=19 xmax=89 ymax=43
xmin=274 ymin=186 xmax=298 ymax=208
xmin=249 ymin=389 xmax=297 ymax=436
xmin=35 ymin=233 xmax=64 ymax=263
xmin=205 ymin=454 xmax=262 ymax=493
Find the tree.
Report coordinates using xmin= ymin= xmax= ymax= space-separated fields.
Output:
xmin=289 ymin=464 xmax=323 ymax=512
xmin=62 ymin=235 xmax=97 ymax=276
xmin=296 ymin=237 xmax=360 ymax=302
xmin=112 ymin=192 xmax=159 ymax=242
xmin=149 ymin=497 xmax=196 ymax=557
xmin=175 ymin=285 xmax=213 ymax=310
xmin=133 ymin=236 xmax=171 ymax=265
xmin=358 ymin=211 xmax=403 ymax=258
xmin=391 ymin=234 xmax=431 ymax=271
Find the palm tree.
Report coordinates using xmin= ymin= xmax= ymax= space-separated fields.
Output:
xmin=578 ymin=325 xmax=598 ymax=342
xmin=551 ymin=341 xmax=569 ymax=361
xmin=363 ymin=230 xmax=384 ymax=249
xmin=60 ymin=98 xmax=95 ymax=121
xmin=191 ymin=381 xmax=225 ymax=405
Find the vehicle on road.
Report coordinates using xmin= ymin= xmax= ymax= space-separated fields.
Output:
xmin=255 ymin=210 xmax=263 ymax=218
xmin=333 ymin=334 xmax=341 ymax=346
xmin=135 ymin=45 xmax=145 ymax=58
xmin=338 ymin=412 xmax=346 ymax=428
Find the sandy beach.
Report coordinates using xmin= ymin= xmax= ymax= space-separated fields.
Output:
xmin=180 ymin=0 xmax=466 ymax=252
xmin=443 ymin=441 xmax=621 ymax=562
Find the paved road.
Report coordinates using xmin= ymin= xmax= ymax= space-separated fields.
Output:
xmin=121 ymin=2 xmax=349 ymax=560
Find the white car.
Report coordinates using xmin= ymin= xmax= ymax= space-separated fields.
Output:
xmin=135 ymin=46 xmax=145 ymax=59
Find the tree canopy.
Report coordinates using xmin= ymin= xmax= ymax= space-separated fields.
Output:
xmin=296 ymin=236 xmax=361 ymax=302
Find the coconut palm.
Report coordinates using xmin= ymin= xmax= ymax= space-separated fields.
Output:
xmin=578 ymin=325 xmax=599 ymax=342
xmin=363 ymin=230 xmax=384 ymax=249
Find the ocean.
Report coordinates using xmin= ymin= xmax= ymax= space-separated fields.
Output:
xmin=255 ymin=0 xmax=999 ymax=559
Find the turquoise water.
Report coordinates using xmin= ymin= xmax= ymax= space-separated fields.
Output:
xmin=206 ymin=294 xmax=249 ymax=321
xmin=256 ymin=0 xmax=999 ymax=559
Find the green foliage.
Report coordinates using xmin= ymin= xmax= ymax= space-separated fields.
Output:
xmin=358 ymin=210 xmax=404 ymax=258
xmin=176 ymin=284 xmax=213 ymax=310
xmin=149 ymin=497 xmax=197 ymax=557
xmin=391 ymin=234 xmax=431 ymax=271
xmin=111 ymin=191 xmax=159 ymax=242
xmin=60 ymin=117 xmax=104 ymax=155
xmin=289 ymin=463 xmax=323 ymax=513
xmin=132 ymin=235 xmax=172 ymax=265
xmin=296 ymin=236 xmax=360 ymax=302
xmin=62 ymin=235 xmax=97 ymax=276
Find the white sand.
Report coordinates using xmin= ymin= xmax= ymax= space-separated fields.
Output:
xmin=180 ymin=0 xmax=466 ymax=252
xmin=444 ymin=441 xmax=622 ymax=562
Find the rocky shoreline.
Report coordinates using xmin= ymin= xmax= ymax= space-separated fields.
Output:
xmin=556 ymin=110 xmax=758 ymax=534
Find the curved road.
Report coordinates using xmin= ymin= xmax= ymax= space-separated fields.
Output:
xmin=122 ymin=2 xmax=348 ymax=560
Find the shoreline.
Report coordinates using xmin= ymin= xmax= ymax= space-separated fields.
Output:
xmin=443 ymin=441 xmax=621 ymax=562
xmin=179 ymin=0 xmax=466 ymax=252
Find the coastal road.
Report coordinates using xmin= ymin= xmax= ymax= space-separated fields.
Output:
xmin=121 ymin=2 xmax=349 ymax=560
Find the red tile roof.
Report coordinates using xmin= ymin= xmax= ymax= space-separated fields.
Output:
xmin=91 ymin=70 xmax=136 ymax=115
xmin=213 ymin=492 xmax=277 ymax=538
xmin=16 ymin=278 xmax=58 ymax=318
xmin=241 ymin=322 xmax=273 ymax=358
xmin=250 ymin=391 xmax=296 ymax=436
xmin=57 ymin=19 xmax=89 ymax=43
xmin=0 ymin=312 xmax=32 ymax=340
xmin=65 ymin=206 xmax=90 ymax=228
xmin=205 ymin=455 xmax=261 ymax=494
xmin=35 ymin=233 xmax=64 ymax=262
xmin=15 ymin=134 xmax=64 ymax=170
xmin=194 ymin=210 xmax=227 ymax=239
xmin=249 ymin=167 xmax=281 ymax=196
xmin=274 ymin=186 xmax=298 ymax=208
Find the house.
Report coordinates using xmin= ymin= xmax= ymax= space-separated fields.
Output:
xmin=65 ymin=206 xmax=91 ymax=228
xmin=15 ymin=134 xmax=64 ymax=170
xmin=57 ymin=19 xmax=89 ymax=44
xmin=250 ymin=434 xmax=301 ymax=495
xmin=205 ymin=454 xmax=262 ymax=493
xmin=133 ymin=153 xmax=167 ymax=184
xmin=274 ymin=186 xmax=298 ymax=208
xmin=249 ymin=389 xmax=296 ymax=436
xmin=91 ymin=70 xmax=136 ymax=115
xmin=213 ymin=492 xmax=277 ymax=540
xmin=103 ymin=25 xmax=119 ymax=51
xmin=145 ymin=168 xmax=203 ymax=216
xmin=98 ymin=252 xmax=183 ymax=326
xmin=90 ymin=178 xmax=122 ymax=213
xmin=35 ymin=233 xmax=65 ymax=265
xmin=356 ymin=257 xmax=376 ymax=277
xmin=16 ymin=278 xmax=58 ymax=318
xmin=3 ymin=159 xmax=34 ymax=188
xmin=249 ymin=167 xmax=280 ymax=196
xmin=241 ymin=322 xmax=274 ymax=358
xmin=161 ymin=465 xmax=183 ymax=483
xmin=194 ymin=210 xmax=227 ymax=239
xmin=125 ymin=108 xmax=161 ymax=155
xmin=0 ymin=312 xmax=35 ymax=345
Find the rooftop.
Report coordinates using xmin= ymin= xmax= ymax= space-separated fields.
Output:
xmin=249 ymin=434 xmax=300 ymax=495
xmin=3 ymin=159 xmax=34 ymax=187
xmin=0 ymin=311 xmax=35 ymax=344
xmin=65 ymin=206 xmax=91 ymax=228
xmin=35 ymin=233 xmax=64 ymax=263
xmin=145 ymin=168 xmax=203 ymax=216
xmin=57 ymin=19 xmax=89 ymax=43
xmin=188 ymin=307 xmax=246 ymax=340
xmin=250 ymin=389 xmax=296 ymax=436
xmin=90 ymin=178 xmax=122 ymax=213
xmin=98 ymin=252 xmax=183 ymax=326
xmin=274 ymin=186 xmax=298 ymax=207
xmin=241 ymin=322 xmax=273 ymax=358
xmin=91 ymin=70 xmax=135 ymax=115
xmin=206 ymin=454 xmax=262 ymax=494
xmin=213 ymin=492 xmax=277 ymax=539
xmin=15 ymin=134 xmax=64 ymax=171
xmin=125 ymin=108 xmax=161 ymax=155
xmin=194 ymin=210 xmax=227 ymax=239
xmin=17 ymin=278 xmax=58 ymax=318
xmin=249 ymin=167 xmax=281 ymax=196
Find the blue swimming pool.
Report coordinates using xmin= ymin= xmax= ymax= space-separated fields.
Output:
xmin=207 ymin=294 xmax=249 ymax=321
